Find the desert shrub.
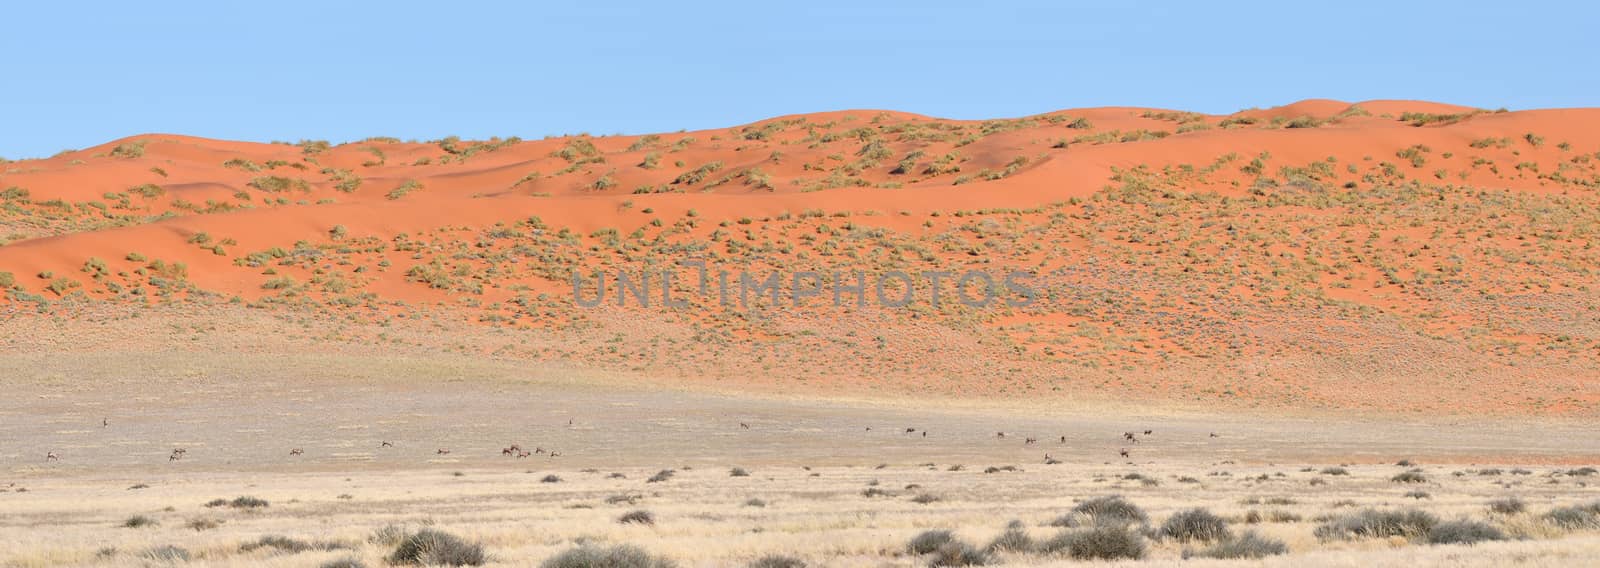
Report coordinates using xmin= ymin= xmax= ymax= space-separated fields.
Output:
xmin=646 ymin=469 xmax=675 ymax=483
xmin=249 ymin=176 xmax=310 ymax=193
xmin=984 ymin=520 xmax=1034 ymax=553
xmin=1038 ymin=526 xmax=1146 ymax=560
xmin=1543 ymin=503 xmax=1600 ymax=529
xmin=1284 ymin=116 xmax=1323 ymax=129
xmin=1185 ymin=530 xmax=1288 ymax=559
xmin=387 ymin=528 xmax=485 ymax=566
xmin=1314 ymin=508 xmax=1438 ymax=541
xmin=730 ymin=467 xmax=751 ymax=477
xmin=1050 ymin=495 xmax=1147 ymax=527
xmin=240 ymin=535 xmax=346 ymax=553
xmin=541 ymin=544 xmax=677 ymax=568
xmin=605 ymin=494 xmax=641 ymax=505
xmin=140 ymin=545 xmax=190 ymax=562
xmin=1396 ymin=459 xmax=1415 ymax=467
xmin=320 ymin=559 xmax=367 ymax=568
xmin=907 ymin=530 xmax=955 ymax=554
xmin=743 ymin=498 xmax=767 ymax=508
xmin=1244 ymin=509 xmax=1301 ymax=524
xmin=227 ymin=496 xmax=269 ymax=509
xmin=861 ymin=488 xmax=891 ymax=497
xmin=1488 ymin=497 xmax=1526 ymax=515
xmin=186 ymin=518 xmax=223 ymax=531
xmin=387 ymin=179 xmax=423 ymax=200
xmin=541 ymin=474 xmax=563 ymax=483
xmin=747 ymin=555 xmax=806 ymax=568
xmin=369 ymin=524 xmax=416 ymax=546
xmin=911 ymin=494 xmax=941 ymax=504
xmin=1392 ymin=471 xmax=1428 ymax=483
xmin=110 ymin=140 xmax=148 ymax=158
xmin=927 ymin=541 xmax=990 ymax=566
xmin=1567 ymin=467 xmax=1598 ymax=477
xmin=1320 ymin=466 xmax=1349 ymax=475
xmin=122 ymin=515 xmax=158 ymax=528
xmin=1405 ymin=490 xmax=1432 ymax=499
xmin=1157 ymin=508 xmax=1230 ymax=542
xmin=1427 ymin=520 xmax=1507 ymax=545
xmin=618 ymin=510 xmax=656 ymax=525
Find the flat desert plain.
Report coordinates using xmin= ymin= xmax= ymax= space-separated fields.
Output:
xmin=3 ymin=100 xmax=1600 ymax=566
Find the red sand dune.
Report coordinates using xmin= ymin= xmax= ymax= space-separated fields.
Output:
xmin=3 ymin=100 xmax=1598 ymax=413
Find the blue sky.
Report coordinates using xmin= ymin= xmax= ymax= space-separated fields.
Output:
xmin=3 ymin=1 xmax=1595 ymax=158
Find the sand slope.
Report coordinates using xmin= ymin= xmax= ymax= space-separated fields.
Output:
xmin=2 ymin=100 xmax=1599 ymax=413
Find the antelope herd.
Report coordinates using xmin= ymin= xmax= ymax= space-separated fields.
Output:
xmin=36 ymin=417 xmax=1194 ymax=465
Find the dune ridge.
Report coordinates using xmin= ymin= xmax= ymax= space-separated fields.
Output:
xmin=2 ymin=100 xmax=1598 ymax=414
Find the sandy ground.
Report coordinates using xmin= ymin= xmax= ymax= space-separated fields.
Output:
xmin=2 ymin=354 xmax=1598 ymax=566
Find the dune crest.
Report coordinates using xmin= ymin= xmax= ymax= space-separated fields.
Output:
xmin=3 ymin=102 xmax=1598 ymax=413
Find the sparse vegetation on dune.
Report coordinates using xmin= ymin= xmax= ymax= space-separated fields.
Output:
xmin=2 ymin=102 xmax=1600 ymax=568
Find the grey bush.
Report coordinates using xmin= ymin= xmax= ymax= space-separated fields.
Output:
xmin=1049 ymin=495 xmax=1147 ymax=527
xmin=1314 ymin=509 xmax=1439 ymax=541
xmin=1488 ymin=497 xmax=1526 ymax=515
xmin=1038 ymin=526 xmax=1146 ymax=560
xmin=618 ymin=510 xmax=656 ymax=525
xmin=746 ymin=554 xmax=805 ymax=568
xmin=1185 ymin=530 xmax=1288 ymax=559
xmin=927 ymin=541 xmax=990 ymax=566
xmin=1427 ymin=520 xmax=1507 ymax=545
xmin=387 ymin=528 xmax=485 ymax=566
xmin=984 ymin=520 xmax=1034 ymax=553
xmin=908 ymin=530 xmax=955 ymax=554
xmin=541 ymin=544 xmax=677 ymax=568
xmin=1157 ymin=508 xmax=1230 ymax=542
